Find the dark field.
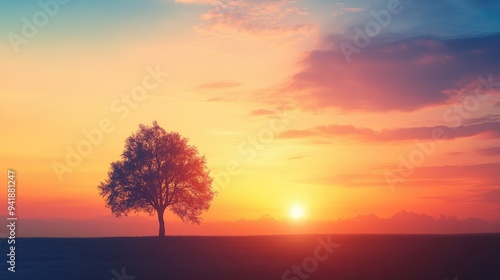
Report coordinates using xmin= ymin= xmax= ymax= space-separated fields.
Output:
xmin=2 ymin=234 xmax=500 ymax=280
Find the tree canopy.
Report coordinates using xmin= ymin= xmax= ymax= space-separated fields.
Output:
xmin=98 ymin=121 xmax=215 ymax=236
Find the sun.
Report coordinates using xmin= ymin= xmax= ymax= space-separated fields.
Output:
xmin=289 ymin=205 xmax=305 ymax=220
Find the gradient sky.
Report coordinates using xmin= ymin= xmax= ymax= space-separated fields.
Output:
xmin=1 ymin=0 xmax=500 ymax=235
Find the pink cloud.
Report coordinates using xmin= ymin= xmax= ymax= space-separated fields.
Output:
xmin=248 ymin=108 xmax=276 ymax=116
xmin=178 ymin=0 xmax=313 ymax=37
xmin=477 ymin=146 xmax=500 ymax=156
xmin=269 ymin=35 xmax=500 ymax=112
xmin=175 ymin=0 xmax=217 ymax=3
xmin=296 ymin=162 xmax=500 ymax=194
xmin=278 ymin=116 xmax=500 ymax=143
xmin=196 ymin=80 xmax=241 ymax=90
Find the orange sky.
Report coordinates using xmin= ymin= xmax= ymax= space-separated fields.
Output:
xmin=1 ymin=0 xmax=500 ymax=236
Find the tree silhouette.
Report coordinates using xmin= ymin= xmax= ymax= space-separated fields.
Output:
xmin=98 ymin=121 xmax=215 ymax=237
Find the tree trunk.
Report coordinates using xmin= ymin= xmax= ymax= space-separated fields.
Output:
xmin=157 ymin=208 xmax=165 ymax=237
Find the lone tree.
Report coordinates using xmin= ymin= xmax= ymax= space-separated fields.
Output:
xmin=98 ymin=121 xmax=215 ymax=237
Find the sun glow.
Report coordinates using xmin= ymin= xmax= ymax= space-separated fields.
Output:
xmin=290 ymin=205 xmax=305 ymax=220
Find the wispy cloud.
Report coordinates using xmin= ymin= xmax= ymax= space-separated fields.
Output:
xmin=278 ymin=116 xmax=500 ymax=143
xmin=197 ymin=80 xmax=241 ymax=90
xmin=296 ymin=162 xmax=500 ymax=191
xmin=476 ymin=146 xmax=500 ymax=156
xmin=177 ymin=0 xmax=314 ymax=37
xmin=248 ymin=108 xmax=276 ymax=117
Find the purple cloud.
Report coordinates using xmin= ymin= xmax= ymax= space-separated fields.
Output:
xmin=278 ymin=35 xmax=500 ymax=112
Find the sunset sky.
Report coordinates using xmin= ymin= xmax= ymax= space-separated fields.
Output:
xmin=1 ymin=0 xmax=500 ymax=236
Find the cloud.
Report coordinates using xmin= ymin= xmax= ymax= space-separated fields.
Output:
xmin=332 ymin=5 xmax=365 ymax=17
xmin=296 ymin=162 xmax=500 ymax=192
xmin=287 ymin=155 xmax=311 ymax=161
xmin=463 ymin=114 xmax=500 ymax=125
xmin=177 ymin=0 xmax=313 ymax=36
xmin=477 ymin=146 xmax=500 ymax=156
xmin=275 ymin=34 xmax=500 ymax=112
xmin=197 ymin=80 xmax=241 ymax=90
xmin=205 ymin=96 xmax=235 ymax=102
xmin=295 ymin=173 xmax=386 ymax=188
xmin=479 ymin=189 xmax=500 ymax=204
xmin=278 ymin=116 xmax=500 ymax=142
xmin=247 ymin=108 xmax=276 ymax=117
xmin=175 ymin=0 xmax=217 ymax=3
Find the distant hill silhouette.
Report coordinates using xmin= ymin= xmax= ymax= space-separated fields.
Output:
xmin=11 ymin=211 xmax=500 ymax=237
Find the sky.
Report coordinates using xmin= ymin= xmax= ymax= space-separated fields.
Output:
xmin=1 ymin=0 xmax=500 ymax=236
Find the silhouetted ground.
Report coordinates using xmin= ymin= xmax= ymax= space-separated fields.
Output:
xmin=1 ymin=234 xmax=499 ymax=280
